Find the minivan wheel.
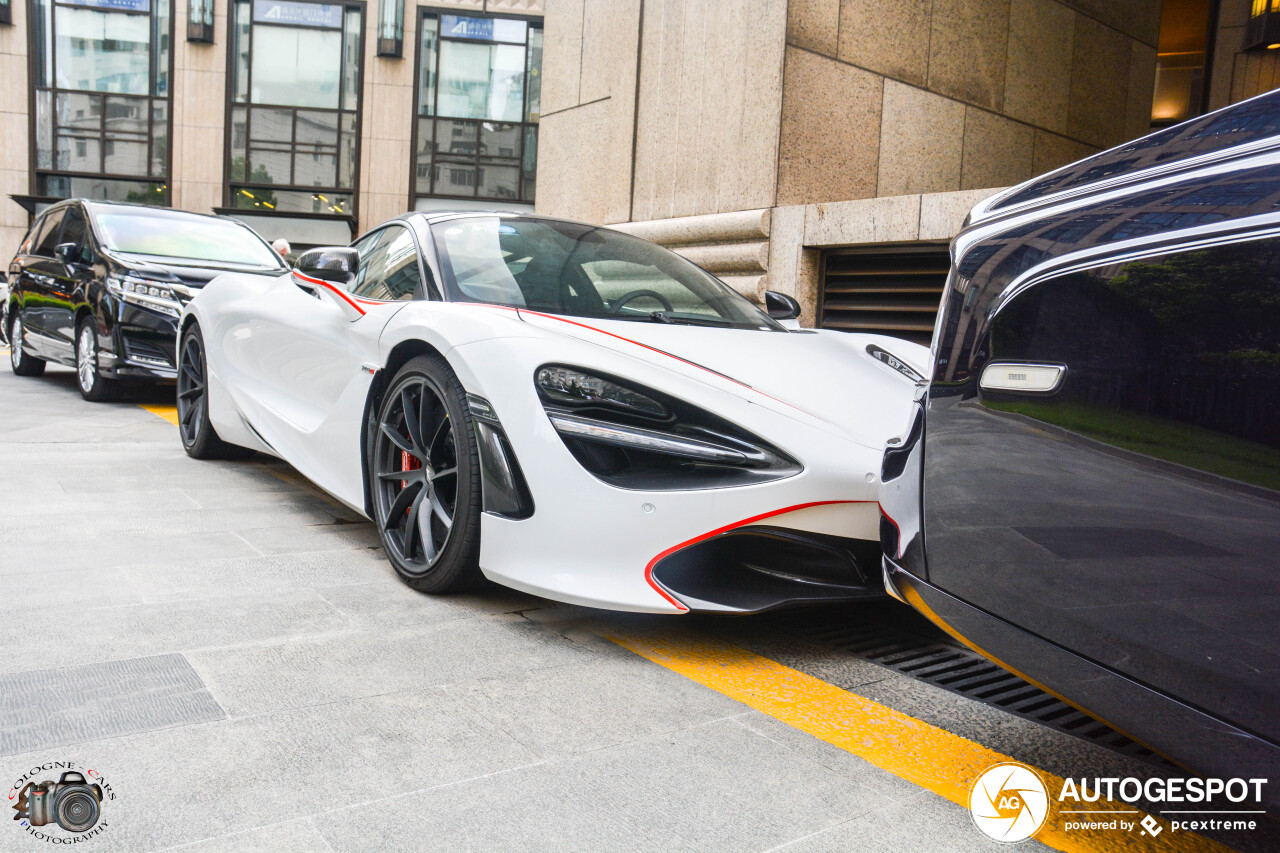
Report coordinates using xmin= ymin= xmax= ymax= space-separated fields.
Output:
xmin=177 ymin=323 xmax=253 ymax=460
xmin=368 ymin=354 xmax=482 ymax=593
xmin=76 ymin=320 xmax=121 ymax=402
xmin=8 ymin=311 xmax=46 ymax=377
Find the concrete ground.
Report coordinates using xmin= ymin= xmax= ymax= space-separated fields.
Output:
xmin=0 ymin=358 xmax=1272 ymax=852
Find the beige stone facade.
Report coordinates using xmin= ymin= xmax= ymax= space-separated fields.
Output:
xmin=533 ymin=0 xmax=1165 ymax=325
xmin=0 ymin=0 xmax=29 ymax=267
xmin=2 ymin=0 xmax=1274 ymax=329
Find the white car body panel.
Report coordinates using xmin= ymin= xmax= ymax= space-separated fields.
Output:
xmin=184 ymin=228 xmax=928 ymax=614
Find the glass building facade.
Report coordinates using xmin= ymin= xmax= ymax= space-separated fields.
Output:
xmin=412 ymin=10 xmax=541 ymax=208
xmin=28 ymin=0 xmax=173 ymax=203
xmin=226 ymin=0 xmax=363 ymax=217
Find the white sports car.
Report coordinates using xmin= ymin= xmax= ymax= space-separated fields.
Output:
xmin=178 ymin=212 xmax=928 ymax=613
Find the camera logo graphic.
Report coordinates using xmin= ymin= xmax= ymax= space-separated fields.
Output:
xmin=969 ymin=762 xmax=1050 ymax=843
xmin=12 ymin=772 xmax=104 ymax=834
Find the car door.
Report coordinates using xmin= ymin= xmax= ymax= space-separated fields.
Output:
xmin=240 ymin=226 xmax=419 ymax=503
xmin=49 ymin=204 xmax=96 ymax=345
xmin=17 ymin=208 xmax=69 ymax=361
xmin=923 ymin=231 xmax=1280 ymax=747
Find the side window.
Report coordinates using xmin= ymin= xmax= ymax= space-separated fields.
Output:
xmin=348 ymin=229 xmax=394 ymax=295
xmin=31 ymin=209 xmax=67 ymax=257
xmin=351 ymin=226 xmax=422 ymax=302
xmin=19 ymin=215 xmax=46 ymax=255
xmin=58 ymin=207 xmax=93 ymax=265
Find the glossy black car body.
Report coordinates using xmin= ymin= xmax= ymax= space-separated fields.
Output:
xmin=882 ymin=90 xmax=1280 ymax=801
xmin=5 ymin=200 xmax=286 ymax=393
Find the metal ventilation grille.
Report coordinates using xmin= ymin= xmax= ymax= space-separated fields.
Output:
xmin=772 ymin=604 xmax=1171 ymax=766
xmin=818 ymin=246 xmax=950 ymax=346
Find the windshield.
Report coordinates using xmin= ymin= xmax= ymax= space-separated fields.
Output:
xmin=94 ymin=211 xmax=285 ymax=269
xmin=430 ymin=217 xmax=783 ymax=331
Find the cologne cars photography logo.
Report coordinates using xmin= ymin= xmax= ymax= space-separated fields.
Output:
xmin=969 ymin=762 xmax=1050 ymax=842
xmin=9 ymin=762 xmax=112 ymax=843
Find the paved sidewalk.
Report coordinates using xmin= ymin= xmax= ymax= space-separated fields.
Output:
xmin=0 ymin=362 xmax=1266 ymax=852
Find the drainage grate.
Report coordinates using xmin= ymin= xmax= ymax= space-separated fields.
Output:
xmin=772 ymin=604 xmax=1172 ymax=766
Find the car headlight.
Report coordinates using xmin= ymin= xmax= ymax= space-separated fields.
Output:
xmin=535 ymin=366 xmax=669 ymax=419
xmin=535 ymin=365 xmax=800 ymax=490
xmin=106 ymin=274 xmax=184 ymax=318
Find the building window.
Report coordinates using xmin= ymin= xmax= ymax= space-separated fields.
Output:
xmin=188 ymin=0 xmax=214 ymax=42
xmin=376 ymin=0 xmax=402 ymax=57
xmin=1151 ymin=0 xmax=1214 ymax=127
xmin=1246 ymin=0 xmax=1280 ymax=50
xmin=226 ymin=0 xmax=362 ymax=217
xmin=412 ymin=10 xmax=541 ymax=208
xmin=28 ymin=0 xmax=173 ymax=203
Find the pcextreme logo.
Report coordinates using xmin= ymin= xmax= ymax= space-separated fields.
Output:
xmin=968 ymin=762 xmax=1050 ymax=842
xmin=968 ymin=762 xmax=1270 ymax=843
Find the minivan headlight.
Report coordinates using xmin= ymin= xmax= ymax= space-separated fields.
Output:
xmin=106 ymin=274 xmax=183 ymax=317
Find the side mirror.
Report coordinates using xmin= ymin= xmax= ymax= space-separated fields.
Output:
xmin=763 ymin=290 xmax=801 ymax=321
xmin=54 ymin=242 xmax=79 ymax=266
xmin=296 ymin=247 xmax=359 ymax=288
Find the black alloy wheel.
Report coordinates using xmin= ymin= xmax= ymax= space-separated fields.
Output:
xmin=75 ymin=319 xmax=121 ymax=402
xmin=177 ymin=324 xmax=252 ymax=460
xmin=370 ymin=354 xmax=481 ymax=592
xmin=8 ymin=310 xmax=46 ymax=377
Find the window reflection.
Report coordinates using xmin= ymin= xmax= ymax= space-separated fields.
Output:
xmin=413 ymin=10 xmax=541 ymax=206
xmin=226 ymin=0 xmax=361 ymax=216
xmin=1152 ymin=0 xmax=1213 ymax=127
xmin=31 ymin=0 xmax=172 ymax=204
xmin=54 ymin=7 xmax=151 ymax=94
xmin=250 ymin=25 xmax=342 ymax=109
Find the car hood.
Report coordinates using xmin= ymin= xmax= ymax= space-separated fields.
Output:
xmin=109 ymin=252 xmax=287 ymax=288
xmin=515 ymin=312 xmax=928 ymax=448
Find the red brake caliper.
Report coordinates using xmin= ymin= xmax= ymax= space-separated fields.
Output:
xmin=401 ymin=450 xmax=422 ymax=508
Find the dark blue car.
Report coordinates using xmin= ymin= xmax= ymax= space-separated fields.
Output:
xmin=882 ymin=90 xmax=1280 ymax=805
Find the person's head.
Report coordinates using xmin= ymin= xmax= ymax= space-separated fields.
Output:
xmin=271 ymin=238 xmax=291 ymax=259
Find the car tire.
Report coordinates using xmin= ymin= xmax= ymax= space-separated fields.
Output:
xmin=75 ymin=319 xmax=122 ymax=402
xmin=369 ymin=354 xmax=482 ymax=593
xmin=177 ymin=323 xmax=254 ymax=460
xmin=8 ymin=310 xmax=46 ymax=377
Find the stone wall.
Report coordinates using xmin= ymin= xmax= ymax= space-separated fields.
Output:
xmin=0 ymin=1 xmax=30 ymax=264
xmin=609 ymin=188 xmax=1002 ymax=328
xmin=171 ymin=0 xmax=228 ymax=219
xmin=779 ymin=0 xmax=1160 ymax=205
xmin=534 ymin=0 xmax=1161 ymax=330
xmin=611 ymin=208 xmax=773 ymax=299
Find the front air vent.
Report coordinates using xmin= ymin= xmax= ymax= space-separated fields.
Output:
xmin=819 ymin=245 xmax=950 ymax=346
xmin=123 ymin=339 xmax=173 ymax=367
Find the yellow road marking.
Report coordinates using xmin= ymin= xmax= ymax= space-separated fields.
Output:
xmin=140 ymin=404 xmax=179 ymax=425
xmin=608 ymin=632 xmax=1228 ymax=853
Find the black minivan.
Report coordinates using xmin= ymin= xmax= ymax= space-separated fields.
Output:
xmin=6 ymin=200 xmax=287 ymax=400
xmin=882 ymin=90 xmax=1280 ymax=802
